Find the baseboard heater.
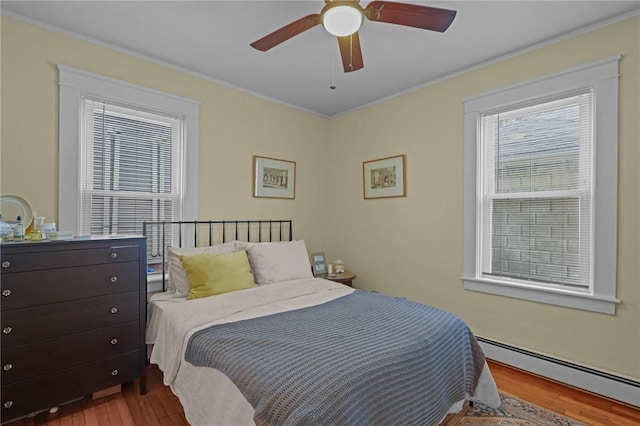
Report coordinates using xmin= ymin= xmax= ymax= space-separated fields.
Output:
xmin=477 ymin=336 xmax=640 ymax=407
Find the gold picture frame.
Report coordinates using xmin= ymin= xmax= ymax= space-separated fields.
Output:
xmin=363 ymin=154 xmax=406 ymax=199
xmin=253 ymin=156 xmax=296 ymax=199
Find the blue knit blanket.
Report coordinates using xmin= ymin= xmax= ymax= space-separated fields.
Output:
xmin=185 ymin=290 xmax=486 ymax=426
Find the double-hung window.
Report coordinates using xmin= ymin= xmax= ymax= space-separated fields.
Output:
xmin=463 ymin=56 xmax=620 ymax=314
xmin=58 ymin=66 xmax=199 ymax=281
xmin=80 ymin=99 xmax=181 ymax=237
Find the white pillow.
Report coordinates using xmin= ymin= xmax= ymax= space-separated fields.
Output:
xmin=247 ymin=240 xmax=313 ymax=285
xmin=167 ymin=241 xmax=244 ymax=296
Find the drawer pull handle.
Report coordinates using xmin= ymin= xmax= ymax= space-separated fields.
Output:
xmin=110 ymin=307 xmax=118 ymax=314
xmin=2 ymin=327 xmax=11 ymax=334
xmin=3 ymin=401 xmax=12 ymax=409
xmin=110 ymin=276 xmax=118 ymax=283
xmin=2 ymin=290 xmax=10 ymax=297
xmin=111 ymin=369 xmax=119 ymax=376
xmin=3 ymin=364 xmax=12 ymax=371
xmin=110 ymin=338 xmax=118 ymax=345
xmin=110 ymin=253 xmax=118 ymax=259
xmin=1 ymin=261 xmax=10 ymax=269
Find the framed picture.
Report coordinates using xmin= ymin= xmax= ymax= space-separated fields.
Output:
xmin=363 ymin=154 xmax=406 ymax=199
xmin=310 ymin=252 xmax=327 ymax=276
xmin=253 ymin=156 xmax=296 ymax=199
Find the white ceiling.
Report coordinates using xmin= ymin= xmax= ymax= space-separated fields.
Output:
xmin=2 ymin=1 xmax=639 ymax=117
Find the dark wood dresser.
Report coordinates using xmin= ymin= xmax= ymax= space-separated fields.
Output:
xmin=0 ymin=236 xmax=147 ymax=422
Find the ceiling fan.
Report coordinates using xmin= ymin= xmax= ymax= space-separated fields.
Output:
xmin=250 ymin=0 xmax=457 ymax=73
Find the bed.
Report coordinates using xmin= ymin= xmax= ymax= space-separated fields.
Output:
xmin=144 ymin=220 xmax=501 ymax=426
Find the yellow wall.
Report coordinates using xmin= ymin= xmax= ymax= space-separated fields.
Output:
xmin=326 ymin=16 xmax=640 ymax=380
xmin=2 ymin=14 xmax=638 ymax=381
xmin=0 ymin=15 xmax=330 ymax=253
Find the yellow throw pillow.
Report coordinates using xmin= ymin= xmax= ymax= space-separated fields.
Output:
xmin=179 ymin=250 xmax=256 ymax=300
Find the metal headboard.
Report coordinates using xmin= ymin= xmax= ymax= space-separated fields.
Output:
xmin=142 ymin=219 xmax=293 ymax=291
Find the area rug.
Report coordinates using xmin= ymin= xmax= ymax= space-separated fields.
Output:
xmin=441 ymin=392 xmax=586 ymax=425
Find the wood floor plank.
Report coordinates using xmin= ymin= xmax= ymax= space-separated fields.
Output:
xmin=81 ymin=399 xmax=103 ymax=426
xmin=113 ymin=398 xmax=135 ymax=426
xmin=121 ymin=383 xmax=147 ymax=426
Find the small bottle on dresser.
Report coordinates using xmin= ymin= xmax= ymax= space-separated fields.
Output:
xmin=12 ymin=216 xmax=24 ymax=241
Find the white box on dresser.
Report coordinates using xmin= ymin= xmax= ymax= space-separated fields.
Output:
xmin=0 ymin=236 xmax=147 ymax=422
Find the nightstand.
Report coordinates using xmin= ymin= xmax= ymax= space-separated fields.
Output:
xmin=327 ymin=270 xmax=357 ymax=287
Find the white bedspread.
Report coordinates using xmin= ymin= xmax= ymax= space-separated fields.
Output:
xmin=147 ymin=278 xmax=501 ymax=425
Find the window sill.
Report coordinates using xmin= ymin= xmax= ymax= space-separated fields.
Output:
xmin=147 ymin=272 xmax=166 ymax=293
xmin=462 ymin=276 xmax=619 ymax=315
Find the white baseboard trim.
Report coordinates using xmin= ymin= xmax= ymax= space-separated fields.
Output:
xmin=478 ymin=337 xmax=640 ymax=407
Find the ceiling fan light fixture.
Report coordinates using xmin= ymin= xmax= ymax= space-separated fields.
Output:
xmin=322 ymin=5 xmax=363 ymax=37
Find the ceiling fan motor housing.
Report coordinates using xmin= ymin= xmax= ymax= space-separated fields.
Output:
xmin=321 ymin=1 xmax=365 ymax=37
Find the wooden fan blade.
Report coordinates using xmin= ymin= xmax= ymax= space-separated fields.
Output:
xmin=337 ymin=32 xmax=364 ymax=73
xmin=364 ymin=1 xmax=456 ymax=32
xmin=251 ymin=14 xmax=321 ymax=51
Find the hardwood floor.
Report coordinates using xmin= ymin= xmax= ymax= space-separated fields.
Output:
xmin=487 ymin=360 xmax=640 ymax=426
xmin=5 ymin=361 xmax=639 ymax=425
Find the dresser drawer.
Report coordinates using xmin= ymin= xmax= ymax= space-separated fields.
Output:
xmin=1 ymin=292 xmax=139 ymax=347
xmin=1 ymin=321 xmax=139 ymax=385
xmin=1 ymin=261 xmax=140 ymax=310
xmin=0 ymin=245 xmax=139 ymax=274
xmin=1 ymin=350 xmax=140 ymax=422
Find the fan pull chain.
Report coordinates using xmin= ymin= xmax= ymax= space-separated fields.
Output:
xmin=330 ymin=56 xmax=336 ymax=90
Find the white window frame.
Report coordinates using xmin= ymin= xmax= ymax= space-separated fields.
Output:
xmin=462 ymin=56 xmax=620 ymax=315
xmin=58 ymin=65 xmax=199 ymax=235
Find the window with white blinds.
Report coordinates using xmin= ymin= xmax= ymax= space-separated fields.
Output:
xmin=58 ymin=65 xmax=200 ymax=288
xmin=463 ymin=56 xmax=619 ymax=314
xmin=479 ymin=93 xmax=592 ymax=290
xmin=79 ymin=99 xmax=182 ymax=237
